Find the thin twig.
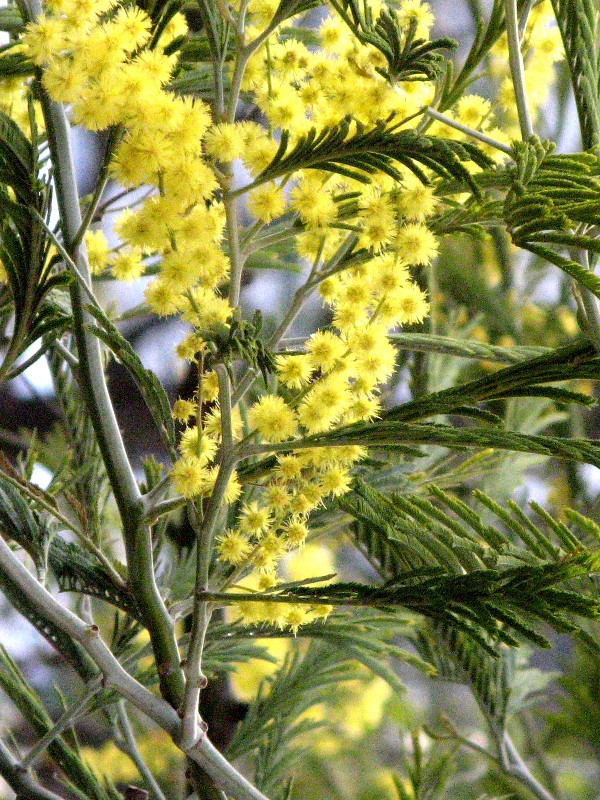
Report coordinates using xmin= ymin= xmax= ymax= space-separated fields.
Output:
xmin=504 ymin=0 xmax=533 ymax=139
xmin=500 ymin=734 xmax=560 ymax=800
xmin=115 ymin=701 xmax=168 ymax=800
xmin=179 ymin=456 xmax=237 ymax=747
xmin=145 ymin=494 xmax=187 ymax=524
xmin=0 ymin=529 xmax=271 ymax=800
xmin=0 ymin=465 xmax=125 ymax=587
xmin=425 ymin=107 xmax=513 ymax=155
xmin=0 ymin=739 xmax=64 ymax=800
xmin=20 ymin=677 xmax=104 ymax=770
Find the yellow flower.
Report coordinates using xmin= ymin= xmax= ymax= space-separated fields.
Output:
xmin=110 ymin=246 xmax=145 ymax=282
xmin=290 ymin=177 xmax=337 ymax=228
xmin=204 ymin=122 xmax=246 ymax=161
xmin=172 ymin=398 xmax=195 ymax=422
xmin=248 ymin=395 xmax=298 ymax=443
xmin=22 ymin=16 xmax=66 ymax=66
xmin=240 ymin=501 xmax=272 ymax=536
xmin=396 ymin=175 xmax=438 ymax=221
xmin=216 ymin=529 xmax=252 ymax=565
xmin=281 ymin=518 xmax=309 ymax=547
xmin=111 ymin=6 xmax=152 ymax=53
xmin=306 ymin=330 xmax=346 ymax=372
xmin=42 ymin=56 xmax=87 ymax=103
xmin=247 ymin=182 xmax=287 ymax=223
xmin=144 ymin=280 xmax=181 ymax=316
xmin=178 ymin=426 xmax=218 ymax=464
xmin=395 ymin=222 xmax=439 ymax=265
xmin=84 ymin=229 xmax=110 ymax=275
xmin=276 ymin=353 xmax=313 ymax=389
xmin=320 ymin=462 xmax=354 ymax=495
xmin=284 ymin=604 xmax=308 ymax=635
xmin=72 ymin=74 xmax=125 ymax=131
xmin=171 ymin=456 xmax=211 ymax=498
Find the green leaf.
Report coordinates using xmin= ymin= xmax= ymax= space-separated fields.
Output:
xmin=0 ymin=7 xmax=24 ymax=32
xmin=551 ymin=0 xmax=600 ymax=148
xmin=84 ymin=304 xmax=176 ymax=454
xmin=504 ymin=139 xmax=600 ymax=296
xmin=226 ymin=641 xmax=361 ymax=796
xmin=0 ymin=646 xmax=120 ymax=800
xmin=208 ymin=553 xmax=600 ymax=650
xmin=0 ymin=51 xmax=33 ymax=78
xmin=0 ymin=108 xmax=33 ymax=176
xmin=329 ymin=0 xmax=456 ymax=82
xmin=390 ymin=330 xmax=548 ymax=364
xmin=384 ymin=340 xmax=599 ymax=421
xmin=235 ymin=116 xmax=493 ymax=196
xmin=276 ymin=420 xmax=600 ymax=469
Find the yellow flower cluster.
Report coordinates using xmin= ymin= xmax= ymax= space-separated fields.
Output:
xmin=19 ymin=0 xmax=564 ymax=636
xmin=0 ymin=75 xmax=33 ymax=133
xmin=22 ymin=0 xmax=223 ymax=299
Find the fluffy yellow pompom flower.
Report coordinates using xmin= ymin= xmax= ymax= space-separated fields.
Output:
xmin=72 ymin=77 xmax=124 ymax=131
xmin=284 ymin=604 xmax=309 ymax=635
xmin=172 ymin=399 xmax=196 ymax=422
xmin=241 ymin=125 xmax=279 ymax=175
xmin=298 ymin=380 xmax=348 ymax=434
xmin=204 ymin=122 xmax=245 ymax=162
xmin=111 ymin=246 xmax=145 ymax=282
xmin=346 ymin=393 xmax=382 ymax=423
xmin=320 ymin=466 xmax=353 ymax=496
xmin=171 ymin=456 xmax=211 ymax=498
xmin=42 ymin=57 xmax=87 ymax=103
xmin=395 ymin=223 xmax=439 ymax=265
xmin=290 ymin=177 xmax=337 ymax=228
xmin=144 ymin=280 xmax=181 ymax=316
xmin=282 ymin=518 xmax=309 ymax=547
xmin=84 ymin=229 xmax=110 ymax=275
xmin=396 ymin=176 xmax=438 ymax=221
xmin=131 ymin=50 xmax=177 ymax=84
xmin=248 ymin=396 xmax=298 ymax=443
xmin=216 ymin=529 xmax=251 ymax=566
xmin=240 ymin=501 xmax=272 ymax=535
xmin=247 ymin=183 xmax=287 ymax=223
xmin=276 ymin=354 xmax=313 ymax=389
xmin=391 ymin=283 xmax=430 ymax=325
xmin=306 ymin=330 xmax=346 ymax=372
xmin=178 ymin=427 xmax=218 ymax=464
xmin=21 ymin=16 xmax=66 ymax=66
xmin=111 ymin=6 xmax=152 ymax=53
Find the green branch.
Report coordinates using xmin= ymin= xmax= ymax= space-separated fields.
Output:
xmin=504 ymin=0 xmax=533 ymax=139
xmin=24 ymin=0 xmax=184 ymax=709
